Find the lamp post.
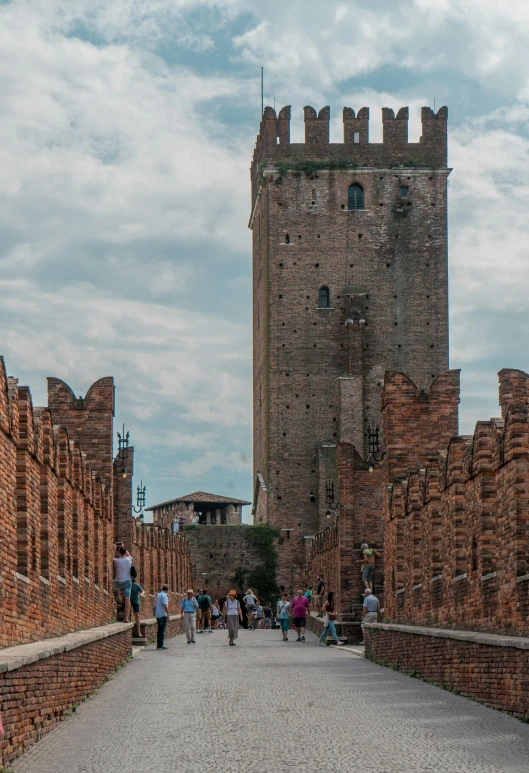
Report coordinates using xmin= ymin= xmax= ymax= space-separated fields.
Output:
xmin=116 ymin=424 xmax=130 ymax=479
xmin=366 ymin=423 xmax=385 ymax=471
xmin=325 ymin=478 xmax=338 ymax=518
xmin=133 ymin=480 xmax=146 ymax=520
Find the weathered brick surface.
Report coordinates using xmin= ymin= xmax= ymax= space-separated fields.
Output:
xmin=382 ymin=368 xmax=529 ymax=636
xmin=309 ymin=443 xmax=384 ymax=618
xmin=364 ymin=626 xmax=529 ymax=717
xmin=251 ymin=105 xmax=450 ymax=587
xmin=0 ymin=628 xmax=132 ymax=766
xmin=184 ymin=524 xmax=279 ymax=602
xmin=0 ymin=355 xmax=192 ymax=646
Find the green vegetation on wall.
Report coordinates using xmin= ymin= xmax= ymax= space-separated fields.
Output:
xmin=231 ymin=524 xmax=280 ymax=603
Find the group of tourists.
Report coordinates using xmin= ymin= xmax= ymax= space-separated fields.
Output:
xmin=116 ymin=539 xmax=383 ymax=650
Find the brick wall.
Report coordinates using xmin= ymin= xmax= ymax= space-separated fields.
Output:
xmin=0 ymin=355 xmax=192 ymax=648
xmin=308 ymin=442 xmax=384 ymax=618
xmin=0 ymin=626 xmax=132 ymax=766
xmin=184 ymin=524 xmax=278 ymax=602
xmin=251 ymin=104 xmax=450 ymax=586
xmin=129 ymin=520 xmax=192 ymax=617
xmin=364 ymin=624 xmax=529 ymax=717
xmin=382 ymin=368 xmax=529 ymax=637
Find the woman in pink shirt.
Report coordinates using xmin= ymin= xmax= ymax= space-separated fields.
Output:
xmin=290 ymin=588 xmax=310 ymax=641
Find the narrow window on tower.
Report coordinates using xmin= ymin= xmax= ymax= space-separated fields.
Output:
xmin=400 ymin=186 xmax=408 ymax=197
xmin=285 ymin=233 xmax=290 ymax=244
xmin=318 ymin=286 xmax=330 ymax=308
xmin=353 ymin=132 xmax=360 ymax=144
xmin=348 ymin=183 xmax=364 ymax=210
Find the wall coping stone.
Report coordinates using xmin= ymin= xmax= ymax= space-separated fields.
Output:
xmin=453 ymin=573 xmax=468 ymax=582
xmin=516 ymin=573 xmax=529 ymax=584
xmin=0 ymin=622 xmax=133 ymax=674
xmin=481 ymin=572 xmax=497 ymax=582
xmin=15 ymin=572 xmax=30 ymax=585
xmin=140 ymin=614 xmax=180 ymax=626
xmin=364 ymin=622 xmax=529 ymax=650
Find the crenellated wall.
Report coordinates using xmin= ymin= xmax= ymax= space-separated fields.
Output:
xmin=251 ymin=103 xmax=450 ymax=586
xmin=1 ymin=361 xmax=116 ymax=648
xmin=381 ymin=368 xmax=529 ymax=637
xmin=0 ymin=356 xmax=192 ymax=649
xmin=251 ymin=104 xmax=448 ymax=207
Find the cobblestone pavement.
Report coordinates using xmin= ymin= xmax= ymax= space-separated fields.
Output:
xmin=14 ymin=629 xmax=529 ymax=773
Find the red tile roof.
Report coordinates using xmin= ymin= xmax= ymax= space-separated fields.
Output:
xmin=145 ymin=491 xmax=251 ymax=510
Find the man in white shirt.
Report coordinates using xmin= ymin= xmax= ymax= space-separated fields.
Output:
xmin=155 ymin=584 xmax=170 ymax=650
xmin=113 ymin=544 xmax=132 ymax=623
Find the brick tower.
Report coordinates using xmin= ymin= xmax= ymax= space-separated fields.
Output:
xmin=250 ymin=104 xmax=450 ymax=588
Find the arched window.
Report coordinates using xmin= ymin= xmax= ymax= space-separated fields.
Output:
xmin=348 ymin=183 xmax=364 ymax=210
xmin=318 ymin=286 xmax=330 ymax=308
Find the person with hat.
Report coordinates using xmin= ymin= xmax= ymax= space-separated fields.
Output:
xmin=223 ymin=590 xmax=243 ymax=646
xmin=180 ymin=589 xmax=199 ymax=644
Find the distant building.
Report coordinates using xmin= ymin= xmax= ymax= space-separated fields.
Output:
xmin=146 ymin=491 xmax=251 ymax=529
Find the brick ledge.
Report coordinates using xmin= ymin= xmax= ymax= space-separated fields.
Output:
xmin=364 ymin=622 xmax=529 ymax=650
xmin=140 ymin=614 xmax=181 ymax=626
xmin=0 ymin=622 xmax=134 ymax=674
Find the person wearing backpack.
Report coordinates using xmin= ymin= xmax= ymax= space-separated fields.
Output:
xmin=198 ymin=589 xmax=212 ymax=633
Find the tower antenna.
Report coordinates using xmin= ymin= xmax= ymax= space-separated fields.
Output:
xmin=434 ymin=96 xmax=436 ymax=112
xmin=261 ymin=67 xmax=264 ymax=117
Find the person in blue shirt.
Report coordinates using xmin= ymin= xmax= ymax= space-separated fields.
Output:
xmin=155 ymin=584 xmax=170 ymax=650
xmin=180 ymin=589 xmax=199 ymax=644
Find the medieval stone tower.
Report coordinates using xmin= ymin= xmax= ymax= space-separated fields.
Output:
xmin=250 ymin=104 xmax=449 ymax=587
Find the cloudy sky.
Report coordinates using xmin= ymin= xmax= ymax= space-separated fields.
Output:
xmin=1 ymin=0 xmax=529 ymax=521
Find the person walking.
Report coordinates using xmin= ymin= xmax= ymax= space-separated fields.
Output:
xmin=180 ymin=589 xmax=199 ymax=644
xmin=113 ymin=544 xmax=133 ymax=623
xmin=276 ymin=593 xmax=291 ymax=641
xmin=130 ymin=578 xmax=145 ymax=637
xmin=356 ymin=543 xmax=382 ymax=591
xmin=361 ymin=588 xmax=380 ymax=641
xmin=318 ymin=591 xmax=343 ymax=647
xmin=291 ymin=588 xmax=310 ymax=641
xmin=155 ymin=584 xmax=170 ymax=650
xmin=255 ymin=602 xmax=264 ymax=629
xmin=195 ymin=589 xmax=203 ymax=633
xmin=315 ymin=575 xmax=325 ymax=615
xmin=243 ymin=588 xmax=259 ymax=627
xmin=223 ymin=590 xmax=243 ymax=645
xmin=198 ymin=589 xmax=212 ymax=633
xmin=211 ymin=600 xmax=221 ymax=630
xmin=262 ymin=602 xmax=272 ymax=629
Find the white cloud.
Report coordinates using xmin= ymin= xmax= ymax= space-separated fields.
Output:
xmin=2 ymin=0 xmax=529 ymax=507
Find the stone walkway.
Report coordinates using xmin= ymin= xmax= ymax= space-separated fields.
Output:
xmin=13 ymin=629 xmax=529 ymax=773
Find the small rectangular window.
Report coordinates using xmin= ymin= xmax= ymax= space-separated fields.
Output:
xmin=400 ymin=186 xmax=408 ymax=197
xmin=353 ymin=132 xmax=360 ymax=144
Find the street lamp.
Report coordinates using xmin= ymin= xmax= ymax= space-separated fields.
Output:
xmin=366 ymin=423 xmax=385 ymax=471
xmin=133 ymin=480 xmax=146 ymax=516
xmin=116 ymin=424 xmax=130 ymax=478
xmin=325 ymin=479 xmax=338 ymax=517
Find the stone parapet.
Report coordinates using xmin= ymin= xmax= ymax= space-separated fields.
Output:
xmin=364 ymin=622 xmax=529 ymax=716
xmin=0 ymin=623 xmax=133 ymax=766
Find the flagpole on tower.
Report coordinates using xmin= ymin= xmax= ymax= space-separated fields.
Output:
xmin=261 ymin=66 xmax=264 ymax=117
